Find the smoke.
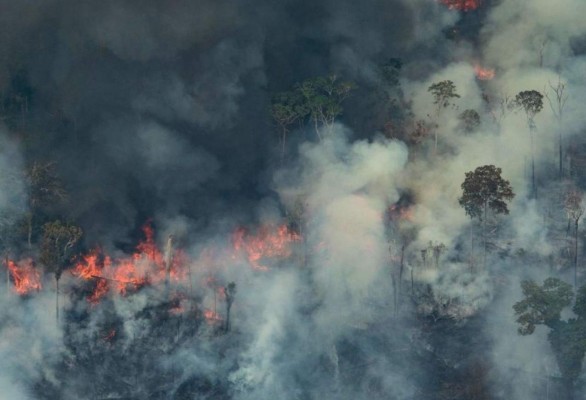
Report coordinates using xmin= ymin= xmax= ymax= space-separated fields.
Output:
xmin=2 ymin=0 xmax=586 ymax=399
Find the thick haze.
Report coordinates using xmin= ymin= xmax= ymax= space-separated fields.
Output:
xmin=1 ymin=0 xmax=586 ymax=399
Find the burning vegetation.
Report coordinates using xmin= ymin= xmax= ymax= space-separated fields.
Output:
xmin=2 ymin=0 xmax=586 ymax=399
xmin=440 ymin=0 xmax=482 ymax=11
xmin=5 ymin=258 xmax=42 ymax=295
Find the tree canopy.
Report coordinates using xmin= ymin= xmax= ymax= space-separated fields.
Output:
xmin=458 ymin=165 xmax=515 ymax=220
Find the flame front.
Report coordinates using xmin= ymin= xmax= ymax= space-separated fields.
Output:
xmin=5 ymin=258 xmax=42 ymax=295
xmin=232 ymin=224 xmax=302 ymax=270
xmin=72 ymin=222 xmax=189 ymax=304
xmin=439 ymin=0 xmax=482 ymax=11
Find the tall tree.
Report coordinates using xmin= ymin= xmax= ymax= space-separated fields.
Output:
xmin=25 ymin=162 xmax=67 ymax=248
xmin=459 ymin=165 xmax=515 ymax=266
xmin=223 ymin=282 xmax=236 ymax=333
xmin=40 ymin=220 xmax=82 ymax=322
xmin=513 ymin=90 xmax=544 ymax=198
xmin=270 ymin=90 xmax=307 ymax=161
xmin=427 ymin=80 xmax=460 ymax=154
xmin=564 ymin=189 xmax=584 ymax=288
xmin=514 ymin=278 xmax=586 ymax=399
xmin=297 ymin=74 xmax=355 ymax=140
xmin=545 ymin=77 xmax=569 ymax=179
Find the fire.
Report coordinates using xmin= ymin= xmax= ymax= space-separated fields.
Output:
xmin=72 ymin=222 xmax=190 ymax=304
xmin=473 ymin=63 xmax=495 ymax=80
xmin=388 ymin=204 xmax=415 ymax=222
xmin=439 ymin=0 xmax=482 ymax=11
xmin=5 ymin=258 xmax=42 ymax=295
xmin=232 ymin=224 xmax=302 ymax=270
xmin=102 ymin=329 xmax=116 ymax=342
xmin=204 ymin=309 xmax=222 ymax=323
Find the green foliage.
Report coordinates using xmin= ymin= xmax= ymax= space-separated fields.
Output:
xmin=458 ymin=109 xmax=481 ymax=133
xmin=513 ymin=278 xmax=573 ymax=334
xmin=270 ymin=74 xmax=355 ymax=145
xmin=513 ymin=90 xmax=544 ymax=129
xmin=458 ymin=165 xmax=515 ymax=220
xmin=40 ymin=220 xmax=82 ymax=281
xmin=427 ymin=80 xmax=460 ymax=109
xmin=271 ymin=90 xmax=307 ymax=131
xmin=298 ymin=74 xmax=355 ymax=130
xmin=514 ymin=278 xmax=586 ymax=392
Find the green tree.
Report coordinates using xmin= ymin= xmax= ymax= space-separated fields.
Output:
xmin=514 ymin=278 xmax=586 ymax=399
xmin=271 ymin=90 xmax=307 ymax=161
xmin=223 ymin=282 xmax=236 ymax=333
xmin=25 ymin=162 xmax=67 ymax=248
xmin=458 ymin=109 xmax=481 ymax=133
xmin=427 ymin=80 xmax=460 ymax=153
xmin=459 ymin=165 xmax=515 ymax=266
xmin=513 ymin=90 xmax=544 ymax=198
xmin=40 ymin=220 xmax=82 ymax=322
xmin=297 ymin=74 xmax=355 ymax=140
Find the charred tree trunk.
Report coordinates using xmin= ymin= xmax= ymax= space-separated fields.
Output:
xmin=55 ymin=276 xmax=60 ymax=323
xmin=574 ymin=219 xmax=579 ymax=288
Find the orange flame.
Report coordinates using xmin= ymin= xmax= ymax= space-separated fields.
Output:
xmin=5 ymin=258 xmax=42 ymax=295
xmin=473 ymin=63 xmax=495 ymax=80
xmin=204 ymin=309 xmax=222 ymax=323
xmin=102 ymin=329 xmax=116 ymax=342
xmin=440 ymin=0 xmax=482 ymax=11
xmin=72 ymin=222 xmax=189 ymax=304
xmin=232 ymin=224 xmax=302 ymax=270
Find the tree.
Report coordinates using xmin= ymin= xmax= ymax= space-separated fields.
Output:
xmin=271 ymin=90 xmax=307 ymax=161
xmin=564 ymin=189 xmax=583 ymax=288
xmin=40 ymin=220 xmax=82 ymax=322
xmin=458 ymin=109 xmax=480 ymax=133
xmin=25 ymin=162 xmax=67 ymax=248
xmin=545 ymin=77 xmax=569 ymax=179
xmin=514 ymin=278 xmax=586 ymax=399
xmin=297 ymin=74 xmax=355 ymax=140
xmin=513 ymin=90 xmax=544 ymax=198
xmin=427 ymin=80 xmax=460 ymax=153
xmin=223 ymin=282 xmax=236 ymax=333
xmin=459 ymin=165 xmax=515 ymax=266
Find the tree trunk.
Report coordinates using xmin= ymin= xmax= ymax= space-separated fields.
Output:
xmin=27 ymin=213 xmax=33 ymax=249
xmin=225 ymin=303 xmax=232 ymax=333
xmin=281 ymin=128 xmax=287 ymax=162
xmin=5 ymin=255 xmax=9 ymax=298
xmin=530 ymin=126 xmax=537 ymax=198
xmin=574 ymin=219 xmax=579 ymax=288
xmin=56 ymin=276 xmax=60 ymax=323
xmin=483 ymin=201 xmax=488 ymax=269
xmin=558 ymin=124 xmax=564 ymax=180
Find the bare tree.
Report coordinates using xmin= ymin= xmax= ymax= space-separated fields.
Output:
xmin=545 ymin=77 xmax=569 ymax=179
xmin=223 ymin=282 xmax=236 ymax=333
xmin=513 ymin=90 xmax=544 ymax=198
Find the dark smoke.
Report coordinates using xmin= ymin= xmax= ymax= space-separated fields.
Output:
xmin=2 ymin=0 xmax=586 ymax=399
